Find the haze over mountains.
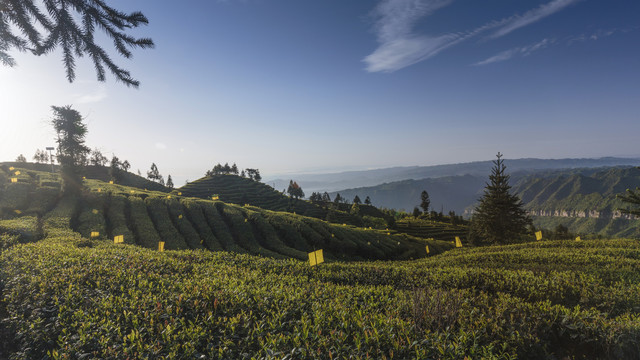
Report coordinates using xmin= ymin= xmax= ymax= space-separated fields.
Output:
xmin=267 ymin=157 xmax=640 ymax=196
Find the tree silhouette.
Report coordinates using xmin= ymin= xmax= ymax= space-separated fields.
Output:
xmin=0 ymin=0 xmax=154 ymax=87
xmin=166 ymin=175 xmax=174 ymax=189
xmin=51 ymin=105 xmax=89 ymax=194
xmin=420 ymin=190 xmax=430 ymax=213
xmin=470 ymin=153 xmax=530 ymax=245
xmin=147 ymin=162 xmax=163 ymax=184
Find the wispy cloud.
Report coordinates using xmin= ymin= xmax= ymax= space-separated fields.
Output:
xmin=473 ymin=38 xmax=556 ymax=66
xmin=364 ymin=0 xmax=583 ymax=72
xmin=363 ymin=0 xmax=456 ymax=72
xmin=490 ymin=0 xmax=582 ymax=39
xmin=72 ymin=86 xmax=108 ymax=104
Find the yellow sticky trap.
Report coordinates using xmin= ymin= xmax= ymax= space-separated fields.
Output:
xmin=331 ymin=233 xmax=335 ymax=238
xmin=158 ymin=242 xmax=165 ymax=252
xmin=178 ymin=192 xmax=182 ymax=196
xmin=200 ymin=239 xmax=204 ymax=244
xmin=369 ymin=227 xmax=372 ymax=230
xmin=167 ymin=195 xmax=171 ymax=199
xmin=387 ymin=232 xmax=391 ymax=236
xmin=455 ymin=236 xmax=462 ymax=248
xmin=14 ymin=209 xmax=21 ymax=215
xmin=426 ymin=245 xmax=430 ymax=254
xmin=575 ymin=236 xmax=581 ymax=241
xmin=97 ymin=188 xmax=102 ymax=192
xmin=386 ymin=228 xmax=389 ymax=231
xmin=244 ymin=218 xmax=248 ymax=222
xmin=92 ymin=209 xmax=99 ymax=214
xmin=113 ymin=235 xmax=124 ymax=244
xmin=535 ymin=231 xmax=543 ymax=241
xmin=397 ymin=241 xmax=400 ymax=245
xmin=343 ymin=223 xmax=346 ymax=226
xmin=212 ymin=196 xmax=219 ymax=200
xmin=130 ymin=190 xmax=135 ymax=194
xmin=178 ymin=214 xmax=183 ymax=219
xmin=90 ymin=231 xmax=99 ymax=238
xmin=109 ymin=180 xmax=113 ymax=184
xmin=14 ymin=171 xmax=20 ymax=175
xmin=367 ymin=241 xmax=371 ymax=245
xmin=9 ymin=166 xmax=14 ymax=171
xmin=83 ymin=176 xmax=86 ymax=180
xmin=308 ymin=249 xmax=324 ymax=266
xmin=10 ymin=178 xmax=17 ymax=183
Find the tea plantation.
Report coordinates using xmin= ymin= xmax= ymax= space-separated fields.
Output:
xmin=1 ymin=165 xmax=640 ymax=359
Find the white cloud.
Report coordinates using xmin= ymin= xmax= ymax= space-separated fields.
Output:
xmin=490 ymin=0 xmax=582 ymax=39
xmin=72 ymin=86 xmax=108 ymax=104
xmin=363 ymin=0 xmax=583 ymax=72
xmin=364 ymin=0 xmax=456 ymax=72
xmin=473 ymin=38 xmax=555 ymax=66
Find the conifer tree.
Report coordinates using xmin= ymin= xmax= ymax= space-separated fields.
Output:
xmin=0 ymin=0 xmax=154 ymax=87
xmin=364 ymin=196 xmax=371 ymax=205
xmin=470 ymin=152 xmax=530 ymax=245
xmin=420 ymin=190 xmax=430 ymax=213
xmin=353 ymin=195 xmax=361 ymax=204
xmin=51 ymin=105 xmax=89 ymax=194
xmin=166 ymin=175 xmax=174 ymax=189
xmin=618 ymin=170 xmax=640 ymax=217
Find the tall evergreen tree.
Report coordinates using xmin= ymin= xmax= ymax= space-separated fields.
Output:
xmin=166 ymin=175 xmax=174 ymax=189
xmin=51 ymin=105 xmax=89 ymax=194
xmin=364 ymin=196 xmax=371 ymax=205
xmin=420 ymin=190 xmax=430 ymax=213
xmin=470 ymin=153 xmax=530 ymax=245
xmin=0 ymin=0 xmax=154 ymax=87
xmin=353 ymin=195 xmax=361 ymax=204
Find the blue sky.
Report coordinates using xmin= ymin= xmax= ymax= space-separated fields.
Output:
xmin=1 ymin=0 xmax=639 ymax=186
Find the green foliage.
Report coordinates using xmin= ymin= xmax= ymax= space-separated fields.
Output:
xmin=105 ymin=194 xmax=135 ymax=244
xmin=2 ymin=236 xmax=640 ymax=359
xmin=165 ymin=198 xmax=204 ymax=249
xmin=0 ymin=0 xmax=154 ymax=86
xmin=51 ymin=105 xmax=90 ymax=195
xmin=145 ymin=196 xmax=187 ymax=250
xmin=128 ymin=196 xmax=162 ymax=249
xmin=182 ymin=200 xmax=223 ymax=251
xmin=76 ymin=193 xmax=107 ymax=239
xmin=471 ymin=153 xmax=530 ymax=245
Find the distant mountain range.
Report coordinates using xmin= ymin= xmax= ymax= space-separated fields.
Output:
xmin=267 ymin=157 xmax=640 ymax=194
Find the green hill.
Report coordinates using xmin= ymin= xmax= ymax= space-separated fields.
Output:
xmin=511 ymin=167 xmax=640 ymax=237
xmin=0 ymin=165 xmax=449 ymax=262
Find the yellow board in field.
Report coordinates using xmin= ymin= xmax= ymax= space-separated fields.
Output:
xmin=113 ymin=235 xmax=124 ymax=244
xmin=90 ymin=231 xmax=99 ymax=238
xmin=575 ymin=236 xmax=581 ymax=241
xmin=535 ymin=231 xmax=543 ymax=241
xmin=14 ymin=171 xmax=20 ymax=175
xmin=455 ymin=236 xmax=462 ymax=248
xmin=212 ymin=196 xmax=219 ymax=200
xmin=109 ymin=180 xmax=113 ymax=184
xmin=167 ymin=195 xmax=171 ymax=199
xmin=92 ymin=209 xmax=99 ymax=214
xmin=97 ymin=188 xmax=102 ymax=192
xmin=14 ymin=209 xmax=21 ymax=215
xmin=244 ymin=218 xmax=248 ymax=222
xmin=130 ymin=190 xmax=135 ymax=194
xmin=331 ymin=233 xmax=335 ymax=238
xmin=426 ymin=245 xmax=430 ymax=254
xmin=9 ymin=167 xmax=14 ymax=171
xmin=158 ymin=241 xmax=165 ymax=252
xmin=10 ymin=178 xmax=17 ymax=183
xmin=308 ymin=249 xmax=324 ymax=266
xmin=178 ymin=214 xmax=183 ymax=219
xmin=178 ymin=192 xmax=182 ymax=196
xmin=387 ymin=232 xmax=391 ymax=235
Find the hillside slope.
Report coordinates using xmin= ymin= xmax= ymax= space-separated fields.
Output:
xmin=512 ymin=167 xmax=640 ymax=237
xmin=0 ymin=165 xmax=450 ymax=261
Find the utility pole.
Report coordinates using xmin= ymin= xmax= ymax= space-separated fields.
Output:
xmin=46 ymin=147 xmax=55 ymax=173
